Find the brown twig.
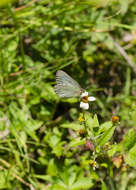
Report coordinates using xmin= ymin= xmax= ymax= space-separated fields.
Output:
xmin=10 ymin=70 xmax=23 ymax=76
xmin=15 ymin=0 xmax=38 ymax=12
xmin=113 ymin=41 xmax=136 ymax=72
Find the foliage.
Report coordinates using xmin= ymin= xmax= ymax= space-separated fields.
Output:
xmin=0 ymin=0 xmax=136 ymax=189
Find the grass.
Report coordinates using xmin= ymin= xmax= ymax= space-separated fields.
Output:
xmin=0 ymin=0 xmax=136 ymax=189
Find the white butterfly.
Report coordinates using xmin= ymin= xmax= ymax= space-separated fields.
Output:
xmin=54 ymin=70 xmax=96 ymax=110
xmin=54 ymin=70 xmax=83 ymax=98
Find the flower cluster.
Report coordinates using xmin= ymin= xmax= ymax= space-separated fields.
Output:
xmin=90 ymin=160 xmax=97 ymax=170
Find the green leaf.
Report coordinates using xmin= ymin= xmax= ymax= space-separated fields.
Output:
xmin=0 ymin=0 xmax=16 ymax=7
xmin=9 ymin=102 xmax=42 ymax=141
xmin=62 ymin=98 xmax=78 ymax=103
xmin=84 ymin=113 xmax=94 ymax=130
xmin=47 ymin=159 xmax=58 ymax=176
xmin=132 ymin=110 xmax=136 ymax=125
xmin=41 ymin=83 xmax=58 ymax=101
xmin=69 ymin=138 xmax=86 ymax=147
xmin=121 ymin=128 xmax=136 ymax=151
xmin=108 ymin=144 xmax=122 ymax=157
xmin=93 ymin=114 xmax=99 ymax=127
xmin=125 ymin=144 xmax=136 ymax=167
xmin=53 ymin=181 xmax=67 ymax=190
xmin=99 ymin=121 xmax=113 ymax=133
xmin=68 ymin=172 xmax=76 ymax=187
xmin=71 ymin=177 xmax=94 ymax=190
xmin=61 ymin=123 xmax=83 ymax=131
xmin=52 ymin=142 xmax=66 ymax=157
xmin=97 ymin=126 xmax=116 ymax=146
xmin=0 ymin=171 xmax=9 ymax=189
xmin=101 ymin=180 xmax=107 ymax=190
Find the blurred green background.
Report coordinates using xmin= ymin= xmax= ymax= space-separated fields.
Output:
xmin=0 ymin=0 xmax=136 ymax=189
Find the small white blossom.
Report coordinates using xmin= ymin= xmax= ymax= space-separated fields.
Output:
xmin=80 ymin=91 xmax=95 ymax=110
xmin=80 ymin=101 xmax=89 ymax=110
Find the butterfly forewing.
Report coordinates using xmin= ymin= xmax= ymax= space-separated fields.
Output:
xmin=54 ymin=70 xmax=82 ymax=98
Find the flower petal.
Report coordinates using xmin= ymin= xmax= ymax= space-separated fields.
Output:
xmin=80 ymin=102 xmax=89 ymax=110
xmin=81 ymin=91 xmax=88 ymax=97
xmin=88 ymin=96 xmax=96 ymax=101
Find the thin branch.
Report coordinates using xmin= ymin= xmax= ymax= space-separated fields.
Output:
xmin=113 ymin=41 xmax=136 ymax=72
xmin=15 ymin=0 xmax=38 ymax=12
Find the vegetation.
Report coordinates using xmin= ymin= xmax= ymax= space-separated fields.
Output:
xmin=0 ymin=0 xmax=136 ymax=189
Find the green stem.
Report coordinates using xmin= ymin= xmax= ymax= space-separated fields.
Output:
xmin=82 ymin=110 xmax=87 ymax=131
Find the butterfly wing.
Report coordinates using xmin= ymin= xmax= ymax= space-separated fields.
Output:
xmin=54 ymin=70 xmax=81 ymax=98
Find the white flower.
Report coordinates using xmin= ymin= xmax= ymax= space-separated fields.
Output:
xmin=80 ymin=101 xmax=89 ymax=110
xmin=80 ymin=91 xmax=96 ymax=110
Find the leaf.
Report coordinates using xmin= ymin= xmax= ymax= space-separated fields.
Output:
xmin=61 ymin=123 xmax=83 ymax=131
xmin=132 ymin=110 xmax=136 ymax=125
xmin=121 ymin=129 xmax=136 ymax=151
xmin=125 ymin=144 xmax=136 ymax=167
xmin=68 ymin=172 xmax=76 ymax=187
xmin=108 ymin=144 xmax=122 ymax=157
xmin=41 ymin=83 xmax=58 ymax=101
xmin=101 ymin=180 xmax=107 ymax=190
xmin=47 ymin=159 xmax=58 ymax=176
xmin=99 ymin=121 xmax=113 ymax=133
xmin=53 ymin=181 xmax=67 ymax=190
xmin=0 ymin=171 xmax=8 ymax=189
xmin=119 ymin=0 xmax=130 ymax=14
xmin=9 ymin=102 xmax=43 ymax=141
xmin=71 ymin=177 xmax=94 ymax=190
xmin=97 ymin=126 xmax=116 ymax=146
xmin=69 ymin=138 xmax=86 ymax=147
xmin=84 ymin=113 xmax=94 ymax=130
xmin=93 ymin=114 xmax=99 ymax=127
xmin=0 ymin=0 xmax=16 ymax=7
xmin=52 ymin=142 xmax=66 ymax=157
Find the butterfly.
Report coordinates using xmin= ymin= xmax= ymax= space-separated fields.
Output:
xmin=54 ymin=70 xmax=83 ymax=98
xmin=54 ymin=70 xmax=96 ymax=110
